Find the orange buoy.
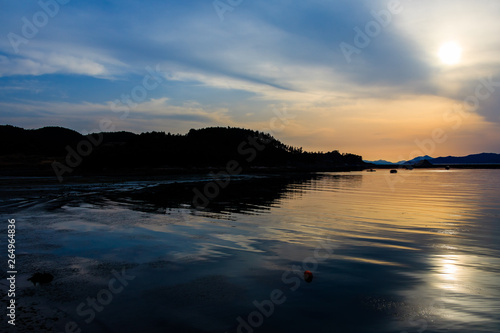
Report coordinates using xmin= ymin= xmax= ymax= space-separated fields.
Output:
xmin=304 ymin=270 xmax=313 ymax=283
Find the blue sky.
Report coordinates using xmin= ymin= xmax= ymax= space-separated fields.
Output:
xmin=1 ymin=0 xmax=500 ymax=160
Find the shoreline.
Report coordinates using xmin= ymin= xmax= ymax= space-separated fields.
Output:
xmin=0 ymin=165 xmax=366 ymax=181
xmin=366 ymin=164 xmax=500 ymax=169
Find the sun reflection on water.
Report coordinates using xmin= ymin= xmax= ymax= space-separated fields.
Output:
xmin=441 ymin=255 xmax=458 ymax=281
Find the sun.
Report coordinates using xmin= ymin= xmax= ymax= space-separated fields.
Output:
xmin=439 ymin=42 xmax=462 ymax=65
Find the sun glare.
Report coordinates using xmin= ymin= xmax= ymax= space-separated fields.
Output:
xmin=439 ymin=42 xmax=462 ymax=65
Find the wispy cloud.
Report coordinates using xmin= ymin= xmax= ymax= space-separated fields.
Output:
xmin=1 ymin=0 xmax=500 ymax=159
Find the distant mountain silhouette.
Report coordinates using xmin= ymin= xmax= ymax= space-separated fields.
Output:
xmin=429 ymin=153 xmax=500 ymax=164
xmin=0 ymin=125 xmax=365 ymax=176
xmin=413 ymin=159 xmax=434 ymax=168
xmin=367 ymin=153 xmax=500 ymax=166
xmin=363 ymin=159 xmax=394 ymax=165
xmin=392 ymin=153 xmax=500 ymax=165
xmin=398 ymin=155 xmax=433 ymax=165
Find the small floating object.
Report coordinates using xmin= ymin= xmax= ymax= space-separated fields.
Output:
xmin=390 ymin=169 xmax=398 ymax=174
xmin=445 ymin=165 xmax=450 ymax=170
xmin=28 ymin=272 xmax=54 ymax=286
xmin=304 ymin=270 xmax=313 ymax=283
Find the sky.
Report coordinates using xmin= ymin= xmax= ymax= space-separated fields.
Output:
xmin=1 ymin=0 xmax=500 ymax=161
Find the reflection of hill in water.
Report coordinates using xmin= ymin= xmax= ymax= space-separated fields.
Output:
xmin=0 ymin=173 xmax=364 ymax=217
xmin=109 ymin=174 xmax=325 ymax=215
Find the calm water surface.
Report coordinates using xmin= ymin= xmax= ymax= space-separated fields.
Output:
xmin=1 ymin=169 xmax=499 ymax=332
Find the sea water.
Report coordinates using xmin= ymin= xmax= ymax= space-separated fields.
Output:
xmin=1 ymin=169 xmax=499 ymax=332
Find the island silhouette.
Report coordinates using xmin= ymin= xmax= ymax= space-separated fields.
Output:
xmin=0 ymin=125 xmax=365 ymax=178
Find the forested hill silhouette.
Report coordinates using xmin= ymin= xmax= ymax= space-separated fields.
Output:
xmin=0 ymin=125 xmax=365 ymax=175
xmin=0 ymin=125 xmax=83 ymax=155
